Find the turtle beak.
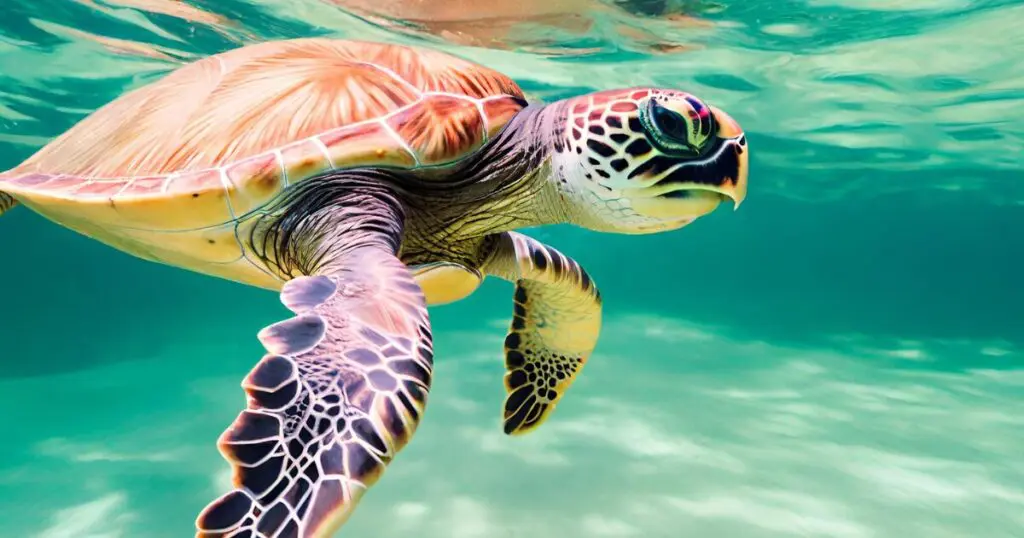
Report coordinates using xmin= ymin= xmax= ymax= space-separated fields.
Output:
xmin=709 ymin=105 xmax=748 ymax=210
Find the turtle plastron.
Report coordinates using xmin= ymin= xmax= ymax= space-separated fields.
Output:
xmin=410 ymin=261 xmax=485 ymax=305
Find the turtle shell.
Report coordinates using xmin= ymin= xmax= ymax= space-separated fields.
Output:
xmin=0 ymin=38 xmax=527 ymax=288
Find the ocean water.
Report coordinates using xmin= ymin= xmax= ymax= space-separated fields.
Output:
xmin=1 ymin=0 xmax=1022 ymax=536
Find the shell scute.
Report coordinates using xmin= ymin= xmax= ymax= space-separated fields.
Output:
xmin=8 ymin=173 xmax=51 ymax=187
xmin=318 ymin=122 xmax=416 ymax=169
xmin=2 ymin=174 xmax=124 ymax=224
xmin=279 ymin=139 xmax=333 ymax=186
xmin=165 ymin=169 xmax=222 ymax=196
xmin=73 ymin=180 xmax=128 ymax=199
xmin=117 ymin=221 xmax=243 ymax=265
xmin=388 ymin=94 xmax=485 ymax=166
xmin=225 ymin=152 xmax=286 ymax=217
xmin=34 ymin=175 xmax=83 ymax=192
xmin=119 ymin=176 xmax=166 ymax=196
xmin=107 ymin=169 xmax=235 ymax=229
xmin=481 ymin=96 xmax=528 ymax=138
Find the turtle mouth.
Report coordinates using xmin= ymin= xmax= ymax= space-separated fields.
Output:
xmin=654 ymin=134 xmax=746 ymax=208
xmin=661 ymin=189 xmax=730 ymax=202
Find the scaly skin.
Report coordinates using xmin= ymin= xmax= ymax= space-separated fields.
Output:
xmin=251 ymin=88 xmax=748 ymax=279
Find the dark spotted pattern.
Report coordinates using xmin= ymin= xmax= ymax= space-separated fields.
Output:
xmin=197 ymin=193 xmax=434 ymax=538
xmin=586 ymin=139 xmax=616 ymax=158
xmin=625 ymin=139 xmax=653 ymax=158
xmin=559 ymin=88 xmax=747 ymax=192
xmin=627 ymin=136 xmax=742 ymax=188
xmin=495 ymin=232 xmax=602 ymax=435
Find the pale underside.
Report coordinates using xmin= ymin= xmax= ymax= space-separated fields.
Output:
xmin=0 ymin=38 xmax=527 ymax=289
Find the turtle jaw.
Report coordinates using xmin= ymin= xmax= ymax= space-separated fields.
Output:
xmin=626 ymin=127 xmax=749 ymax=224
xmin=628 ymin=190 xmax=728 ymax=225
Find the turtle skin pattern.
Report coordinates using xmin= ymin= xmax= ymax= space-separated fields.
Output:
xmin=197 ymin=246 xmax=433 ymax=538
xmin=487 ymin=232 xmax=603 ymax=436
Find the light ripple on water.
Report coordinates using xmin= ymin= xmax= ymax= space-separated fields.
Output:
xmin=1 ymin=0 xmax=1022 ymax=201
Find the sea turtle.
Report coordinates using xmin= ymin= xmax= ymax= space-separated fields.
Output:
xmin=0 ymin=38 xmax=748 ymax=537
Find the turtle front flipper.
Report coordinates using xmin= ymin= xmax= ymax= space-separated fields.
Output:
xmin=196 ymin=186 xmax=432 ymax=538
xmin=0 ymin=192 xmax=16 ymax=216
xmin=482 ymin=232 xmax=602 ymax=435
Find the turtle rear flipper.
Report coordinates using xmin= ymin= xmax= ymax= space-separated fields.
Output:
xmin=0 ymin=192 xmax=15 ymax=216
xmin=197 ymin=183 xmax=433 ymax=537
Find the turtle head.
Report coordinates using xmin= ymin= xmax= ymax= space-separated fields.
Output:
xmin=551 ymin=88 xmax=748 ymax=234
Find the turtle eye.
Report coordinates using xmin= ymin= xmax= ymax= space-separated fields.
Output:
xmin=651 ymin=102 xmax=689 ymax=142
xmin=640 ymin=99 xmax=716 ymax=156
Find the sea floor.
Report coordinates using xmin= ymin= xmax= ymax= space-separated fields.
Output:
xmin=2 ymin=309 xmax=1021 ymax=537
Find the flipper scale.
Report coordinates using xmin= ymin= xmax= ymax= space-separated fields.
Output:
xmin=198 ymin=246 xmax=432 ymax=538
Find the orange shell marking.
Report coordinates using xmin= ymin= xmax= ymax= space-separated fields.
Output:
xmin=0 ymin=38 xmax=527 ymax=231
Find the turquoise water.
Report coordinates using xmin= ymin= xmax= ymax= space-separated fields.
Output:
xmin=2 ymin=0 xmax=1023 ymax=536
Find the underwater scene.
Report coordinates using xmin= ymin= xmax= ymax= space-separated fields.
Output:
xmin=0 ymin=0 xmax=1022 ymax=536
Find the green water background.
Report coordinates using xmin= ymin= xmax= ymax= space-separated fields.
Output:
xmin=1 ymin=0 xmax=1022 ymax=536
